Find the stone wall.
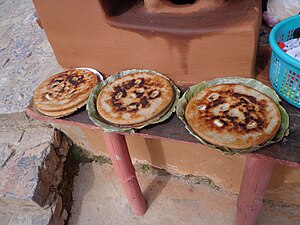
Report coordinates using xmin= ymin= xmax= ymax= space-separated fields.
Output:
xmin=0 ymin=113 xmax=71 ymax=225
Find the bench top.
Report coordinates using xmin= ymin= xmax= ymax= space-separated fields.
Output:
xmin=26 ymin=46 xmax=300 ymax=167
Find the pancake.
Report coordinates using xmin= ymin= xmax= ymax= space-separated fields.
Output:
xmin=185 ymin=84 xmax=281 ymax=149
xmin=97 ymin=72 xmax=174 ymax=127
xmin=33 ymin=68 xmax=98 ymax=117
xmin=36 ymin=99 xmax=88 ymax=118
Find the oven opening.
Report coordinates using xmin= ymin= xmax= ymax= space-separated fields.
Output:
xmin=170 ymin=0 xmax=197 ymax=5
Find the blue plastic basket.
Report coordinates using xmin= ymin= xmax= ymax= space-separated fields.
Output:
xmin=269 ymin=14 xmax=300 ymax=108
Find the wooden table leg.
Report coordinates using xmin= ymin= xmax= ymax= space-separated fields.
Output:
xmin=103 ymin=132 xmax=147 ymax=216
xmin=235 ymin=155 xmax=275 ymax=225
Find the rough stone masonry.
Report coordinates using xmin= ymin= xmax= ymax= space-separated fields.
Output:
xmin=0 ymin=113 xmax=71 ymax=225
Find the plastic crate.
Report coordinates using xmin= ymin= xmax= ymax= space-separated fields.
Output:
xmin=269 ymin=14 xmax=300 ymax=108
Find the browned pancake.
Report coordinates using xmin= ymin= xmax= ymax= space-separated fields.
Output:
xmin=185 ymin=84 xmax=281 ymax=149
xmin=33 ymin=68 xmax=98 ymax=117
xmin=36 ymin=99 xmax=88 ymax=118
xmin=97 ymin=72 xmax=174 ymax=127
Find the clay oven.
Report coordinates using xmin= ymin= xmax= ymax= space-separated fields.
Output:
xmin=33 ymin=0 xmax=261 ymax=84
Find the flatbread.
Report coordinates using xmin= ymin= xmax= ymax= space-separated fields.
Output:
xmin=33 ymin=68 xmax=98 ymax=117
xmin=185 ymin=84 xmax=281 ymax=149
xmin=97 ymin=72 xmax=174 ymax=127
xmin=36 ymin=99 xmax=88 ymax=118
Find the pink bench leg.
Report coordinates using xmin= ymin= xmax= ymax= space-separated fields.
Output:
xmin=235 ymin=155 xmax=275 ymax=225
xmin=103 ymin=132 xmax=147 ymax=216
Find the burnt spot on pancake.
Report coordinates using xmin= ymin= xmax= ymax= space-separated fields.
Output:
xmin=114 ymin=85 xmax=122 ymax=92
xmin=238 ymin=122 xmax=247 ymax=131
xmin=240 ymin=97 xmax=248 ymax=104
xmin=138 ymin=96 xmax=148 ymax=108
xmin=114 ymin=92 xmax=122 ymax=100
xmin=108 ymin=76 xmax=168 ymax=114
xmin=112 ymin=86 xmax=127 ymax=99
xmin=245 ymin=115 xmax=252 ymax=124
xmin=123 ymin=79 xmax=136 ymax=89
xmin=135 ymin=78 xmax=145 ymax=87
xmin=121 ymin=90 xmax=127 ymax=97
xmin=207 ymin=93 xmax=219 ymax=101
xmin=225 ymin=114 xmax=238 ymax=121
xmin=148 ymin=90 xmax=161 ymax=99
xmin=127 ymin=103 xmax=139 ymax=112
xmin=50 ymin=77 xmax=64 ymax=83
xmin=198 ymin=90 xmax=268 ymax=132
xmin=139 ymin=97 xmax=148 ymax=108
xmin=59 ymin=87 xmax=66 ymax=93
xmin=254 ymin=118 xmax=264 ymax=127
xmin=49 ymin=82 xmax=59 ymax=89
xmin=67 ymin=77 xmax=78 ymax=86
xmin=232 ymin=92 xmax=257 ymax=104
xmin=244 ymin=111 xmax=250 ymax=118
xmin=219 ymin=119 xmax=228 ymax=127
xmin=212 ymin=97 xmax=224 ymax=107
xmin=110 ymin=85 xmax=129 ymax=111
xmin=135 ymin=92 xmax=143 ymax=98
xmin=49 ymin=74 xmax=86 ymax=96
xmin=69 ymin=90 xmax=77 ymax=95
xmin=113 ymin=102 xmax=122 ymax=108
xmin=66 ymin=74 xmax=84 ymax=87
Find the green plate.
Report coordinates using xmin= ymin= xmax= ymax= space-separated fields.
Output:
xmin=87 ymin=69 xmax=180 ymax=133
xmin=176 ymin=77 xmax=289 ymax=154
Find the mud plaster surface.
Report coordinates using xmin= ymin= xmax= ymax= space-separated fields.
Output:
xmin=33 ymin=0 xmax=260 ymax=84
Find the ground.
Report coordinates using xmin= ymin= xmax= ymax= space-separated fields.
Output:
xmin=69 ymin=162 xmax=300 ymax=225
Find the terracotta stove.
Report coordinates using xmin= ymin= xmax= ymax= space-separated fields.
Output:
xmin=33 ymin=0 xmax=261 ymax=84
